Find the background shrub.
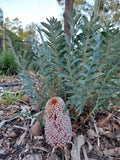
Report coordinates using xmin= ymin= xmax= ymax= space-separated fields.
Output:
xmin=0 ymin=50 xmax=19 ymax=75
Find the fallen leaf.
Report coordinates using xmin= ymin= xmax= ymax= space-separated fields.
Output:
xmin=23 ymin=154 xmax=43 ymax=160
xmin=82 ymin=146 xmax=89 ymax=160
xmin=71 ymin=135 xmax=85 ymax=160
xmin=7 ymin=105 xmax=20 ymax=110
xmin=0 ymin=120 xmax=7 ymax=128
xmin=0 ymin=149 xmax=6 ymax=154
xmin=86 ymin=141 xmax=93 ymax=152
xmin=31 ymin=121 xmax=43 ymax=136
xmin=8 ymin=131 xmax=17 ymax=138
xmin=97 ymin=113 xmax=113 ymax=126
xmin=104 ymin=131 xmax=116 ymax=139
xmin=23 ymin=105 xmax=31 ymax=111
xmin=103 ymin=147 xmax=120 ymax=157
xmin=87 ymin=129 xmax=99 ymax=139
xmin=16 ymin=131 xmax=28 ymax=145
xmin=31 ymin=105 xmax=40 ymax=115
xmin=112 ymin=122 xmax=120 ymax=130
xmin=98 ymin=128 xmax=116 ymax=139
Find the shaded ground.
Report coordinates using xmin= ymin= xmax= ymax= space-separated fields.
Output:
xmin=0 ymin=76 xmax=120 ymax=160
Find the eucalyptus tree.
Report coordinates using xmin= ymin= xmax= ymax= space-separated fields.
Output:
xmin=57 ymin=0 xmax=120 ymax=28
xmin=97 ymin=0 xmax=120 ymax=26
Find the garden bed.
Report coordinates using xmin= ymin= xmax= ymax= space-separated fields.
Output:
xmin=0 ymin=76 xmax=120 ymax=160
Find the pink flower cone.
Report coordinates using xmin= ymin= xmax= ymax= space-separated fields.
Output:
xmin=45 ymin=97 xmax=72 ymax=147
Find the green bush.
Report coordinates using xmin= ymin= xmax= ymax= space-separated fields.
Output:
xmin=0 ymin=50 xmax=19 ymax=75
xmin=20 ymin=11 xmax=120 ymax=120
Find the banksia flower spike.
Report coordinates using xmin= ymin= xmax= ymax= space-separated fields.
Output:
xmin=45 ymin=97 xmax=72 ymax=147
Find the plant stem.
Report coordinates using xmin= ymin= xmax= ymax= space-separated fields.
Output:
xmin=81 ymin=64 xmax=117 ymax=125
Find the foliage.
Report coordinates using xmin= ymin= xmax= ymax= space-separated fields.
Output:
xmin=0 ymin=9 xmax=40 ymax=75
xmin=57 ymin=0 xmax=86 ymax=6
xmin=4 ymin=20 xmax=36 ymax=71
xmin=20 ymin=11 xmax=120 ymax=120
xmin=0 ymin=50 xmax=19 ymax=75
xmin=97 ymin=0 xmax=120 ymax=25
xmin=2 ymin=29 xmax=35 ymax=72
xmin=0 ymin=8 xmax=3 ymax=28
xmin=0 ymin=16 xmax=36 ymax=73
xmin=4 ymin=17 xmax=36 ymax=41
xmin=57 ymin=0 xmax=120 ymax=27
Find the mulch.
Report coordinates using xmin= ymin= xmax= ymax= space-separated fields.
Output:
xmin=0 ymin=76 xmax=120 ymax=160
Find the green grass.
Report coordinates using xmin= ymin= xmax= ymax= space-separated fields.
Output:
xmin=0 ymin=90 xmax=24 ymax=104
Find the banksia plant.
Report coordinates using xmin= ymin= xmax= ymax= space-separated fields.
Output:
xmin=45 ymin=97 xmax=72 ymax=147
xmin=20 ymin=11 xmax=120 ymax=121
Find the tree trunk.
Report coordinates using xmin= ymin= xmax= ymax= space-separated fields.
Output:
xmin=64 ymin=0 xmax=74 ymax=38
